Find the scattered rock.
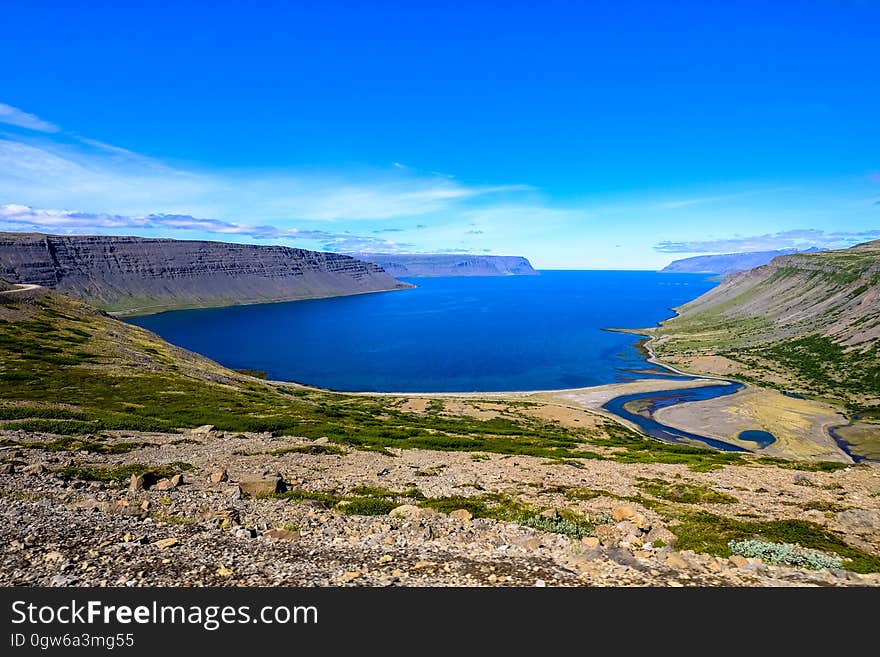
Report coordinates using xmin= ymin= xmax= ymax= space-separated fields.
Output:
xmin=594 ymin=524 xmax=622 ymax=547
xmin=612 ymin=505 xmax=636 ymax=522
xmin=836 ymin=509 xmax=880 ymax=532
xmin=378 ymin=554 xmax=393 ymax=564
xmin=340 ymin=571 xmax=362 ymax=582
xmin=581 ymin=536 xmax=600 ymax=549
xmin=0 ymin=463 xmax=14 ymax=475
xmin=209 ymin=468 xmax=228 ymax=484
xmin=539 ymin=508 xmax=559 ymax=519
xmin=22 ymin=463 xmax=46 ymax=476
xmin=153 ymin=478 xmax=177 ymax=491
xmin=153 ymin=537 xmax=179 ymax=549
xmin=728 ymin=555 xmax=749 ymax=568
xmin=129 ymin=474 xmax=146 ymax=492
xmin=664 ymin=553 xmax=689 ymax=569
xmin=238 ymin=476 xmax=285 ymax=496
xmin=263 ymin=528 xmax=300 ymax=541
xmin=449 ymin=508 xmax=473 ymax=522
xmin=389 ymin=504 xmax=426 ymax=519
xmin=631 ymin=513 xmax=651 ymax=532
xmin=216 ymin=566 xmax=234 ymax=577
xmin=191 ymin=425 xmax=215 ymax=436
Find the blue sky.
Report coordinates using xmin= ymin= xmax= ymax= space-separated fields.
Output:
xmin=1 ymin=0 xmax=878 ymax=268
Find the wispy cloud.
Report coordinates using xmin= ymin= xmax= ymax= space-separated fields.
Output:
xmin=0 ymin=204 xmax=413 ymax=253
xmin=654 ymin=228 xmax=880 ymax=253
xmin=0 ymin=135 xmax=525 ymax=223
xmin=0 ymin=103 xmax=59 ymax=133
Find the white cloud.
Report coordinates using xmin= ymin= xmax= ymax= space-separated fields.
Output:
xmin=0 ymin=204 xmax=413 ymax=253
xmin=654 ymin=229 xmax=880 ymax=253
xmin=0 ymin=103 xmax=59 ymax=133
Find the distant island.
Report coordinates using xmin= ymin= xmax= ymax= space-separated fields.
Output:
xmin=660 ymin=247 xmax=821 ymax=275
xmin=0 ymin=232 xmax=412 ymax=315
xmin=351 ymin=253 xmax=538 ymax=277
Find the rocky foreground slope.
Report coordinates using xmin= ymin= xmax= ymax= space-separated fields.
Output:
xmin=0 ymin=232 xmax=411 ymax=314
xmin=352 ymin=253 xmax=538 ymax=277
xmin=1 ymin=284 xmax=878 ymax=586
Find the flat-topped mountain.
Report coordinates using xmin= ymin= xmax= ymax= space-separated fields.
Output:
xmin=660 ymin=247 xmax=821 ymax=275
xmin=351 ymin=253 xmax=538 ymax=277
xmin=0 ymin=232 xmax=411 ymax=315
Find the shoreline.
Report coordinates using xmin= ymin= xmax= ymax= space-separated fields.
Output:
xmin=108 ymin=283 xmax=416 ymax=318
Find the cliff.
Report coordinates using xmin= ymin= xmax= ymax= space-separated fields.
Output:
xmin=0 ymin=232 xmax=412 ymax=315
xmin=660 ymin=247 xmax=821 ymax=275
xmin=651 ymin=241 xmax=880 ymax=411
xmin=351 ymin=253 xmax=538 ymax=277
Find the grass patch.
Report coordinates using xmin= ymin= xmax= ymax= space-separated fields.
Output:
xmin=4 ymin=435 xmax=155 ymax=454
xmin=637 ymin=478 xmax=738 ymax=504
xmin=753 ymin=457 xmax=850 ymax=472
xmin=516 ymin=511 xmax=596 ymax=539
xmin=728 ymin=539 xmax=843 ymax=570
xmin=336 ymin=497 xmax=397 ymax=516
xmin=668 ymin=511 xmax=880 ymax=573
xmin=58 ymin=463 xmax=180 ymax=483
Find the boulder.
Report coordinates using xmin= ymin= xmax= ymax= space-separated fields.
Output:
xmin=728 ymin=555 xmax=749 ymax=568
xmin=208 ymin=468 xmax=228 ymax=484
xmin=836 ymin=509 xmax=880 ymax=532
xmin=153 ymin=537 xmax=179 ymax=549
xmin=238 ymin=476 xmax=285 ymax=496
xmin=0 ymin=463 xmax=14 ymax=474
xmin=612 ymin=505 xmax=636 ymax=522
xmin=191 ymin=425 xmax=216 ymax=436
xmin=664 ymin=552 xmax=689 ymax=569
xmin=129 ymin=474 xmax=146 ymax=491
xmin=449 ymin=508 xmax=473 ymax=522
xmin=153 ymin=478 xmax=176 ymax=491
xmin=594 ymin=524 xmax=622 ymax=548
xmin=581 ymin=536 xmax=600 ymax=548
xmin=263 ymin=528 xmax=300 ymax=541
xmin=22 ymin=463 xmax=46 ymax=476
xmin=389 ymin=504 xmax=424 ymax=519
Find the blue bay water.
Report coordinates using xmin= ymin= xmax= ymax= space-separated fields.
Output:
xmin=127 ymin=271 xmax=717 ymax=392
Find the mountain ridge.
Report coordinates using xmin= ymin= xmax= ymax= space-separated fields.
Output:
xmin=350 ymin=253 xmax=538 ymax=277
xmin=651 ymin=240 xmax=880 ymax=417
xmin=660 ymin=247 xmax=822 ymax=275
xmin=0 ymin=232 xmax=411 ymax=315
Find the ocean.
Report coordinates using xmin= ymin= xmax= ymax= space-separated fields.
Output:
xmin=127 ymin=271 xmax=717 ymax=392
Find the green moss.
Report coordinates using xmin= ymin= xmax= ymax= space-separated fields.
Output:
xmin=668 ymin=511 xmax=880 ymax=573
xmin=4 ymin=435 xmax=155 ymax=454
xmin=58 ymin=463 xmax=180 ymax=483
xmin=753 ymin=457 xmax=850 ymax=472
xmin=337 ymin=497 xmax=397 ymax=516
xmin=637 ymin=478 xmax=738 ymax=504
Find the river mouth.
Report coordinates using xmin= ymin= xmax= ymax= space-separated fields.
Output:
xmin=602 ymin=381 xmax=753 ymax=452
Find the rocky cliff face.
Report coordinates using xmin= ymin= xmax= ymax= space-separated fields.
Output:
xmin=352 ymin=253 xmax=538 ymax=277
xmin=661 ymin=241 xmax=880 ymax=347
xmin=0 ymin=233 xmax=412 ymax=314
xmin=660 ymin=248 xmax=821 ymax=275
